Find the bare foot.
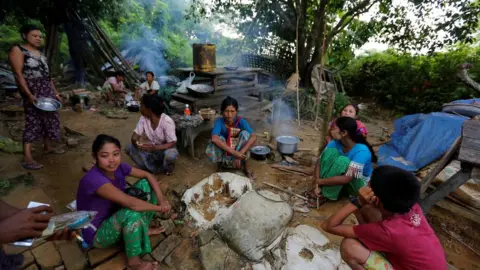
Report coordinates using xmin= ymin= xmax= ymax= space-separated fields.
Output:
xmin=244 ymin=169 xmax=255 ymax=180
xmin=147 ymin=227 xmax=165 ymax=236
xmin=128 ymin=260 xmax=158 ymax=270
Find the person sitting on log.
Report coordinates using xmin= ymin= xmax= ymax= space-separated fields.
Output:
xmin=102 ymin=71 xmax=129 ymax=106
xmin=135 ymin=71 xmax=160 ymax=100
xmin=77 ymin=134 xmax=170 ymax=270
xmin=126 ymin=94 xmax=178 ymax=176
xmin=322 ymin=166 xmax=446 ymax=270
xmin=307 ymin=116 xmax=376 ymax=206
xmin=326 ymin=104 xmax=368 ymax=144
xmin=206 ymin=96 xmax=257 ymax=179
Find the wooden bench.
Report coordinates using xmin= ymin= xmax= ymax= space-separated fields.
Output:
xmin=420 ymin=120 xmax=480 ymax=213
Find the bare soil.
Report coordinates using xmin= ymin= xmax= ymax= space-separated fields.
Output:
xmin=0 ymin=98 xmax=478 ymax=269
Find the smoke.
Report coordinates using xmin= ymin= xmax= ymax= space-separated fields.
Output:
xmin=270 ymin=98 xmax=296 ymax=136
xmin=121 ymin=24 xmax=170 ymax=79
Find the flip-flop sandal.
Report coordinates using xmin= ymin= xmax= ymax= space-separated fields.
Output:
xmin=21 ymin=162 xmax=43 ymax=170
xmin=45 ymin=148 xmax=65 ymax=155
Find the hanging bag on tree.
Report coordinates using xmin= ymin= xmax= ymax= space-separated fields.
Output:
xmin=176 ymin=72 xmax=195 ymax=94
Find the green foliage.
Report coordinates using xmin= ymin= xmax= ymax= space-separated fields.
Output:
xmin=0 ymin=173 xmax=35 ymax=196
xmin=342 ymin=47 xmax=479 ymax=114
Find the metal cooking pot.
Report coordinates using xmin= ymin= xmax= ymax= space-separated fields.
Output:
xmin=250 ymin=145 xmax=271 ymax=160
xmin=276 ymin=136 xmax=300 ymax=154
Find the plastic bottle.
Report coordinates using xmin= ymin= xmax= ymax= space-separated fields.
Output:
xmin=184 ymin=104 xmax=191 ymax=119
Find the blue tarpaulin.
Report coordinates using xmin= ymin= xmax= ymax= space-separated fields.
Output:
xmin=378 ymin=112 xmax=468 ymax=172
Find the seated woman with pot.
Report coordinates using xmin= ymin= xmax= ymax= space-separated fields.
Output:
xmin=206 ymin=96 xmax=256 ymax=178
xmin=126 ymin=94 xmax=179 ymax=176
xmin=308 ymin=116 xmax=377 ymax=206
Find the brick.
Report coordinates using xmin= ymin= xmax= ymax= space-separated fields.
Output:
xmin=2 ymin=244 xmax=28 ymax=255
xmin=93 ymin=252 xmax=127 ymax=270
xmin=197 ymin=230 xmax=216 ymax=246
xmin=151 ymin=235 xmax=181 ymax=262
xmin=31 ymin=241 xmax=62 ymax=269
xmin=149 ymin=234 xmax=165 ymax=249
xmin=24 ymin=264 xmax=39 ymax=270
xmin=142 ymin=254 xmax=154 ymax=262
xmin=87 ymin=246 xmax=120 ymax=267
xmin=21 ymin=250 xmax=35 ymax=269
xmin=160 ymin=220 xmax=175 ymax=236
xmin=164 ymin=239 xmax=190 ymax=268
xmin=200 ymin=238 xmax=244 ymax=270
xmin=56 ymin=242 xmax=87 ymax=270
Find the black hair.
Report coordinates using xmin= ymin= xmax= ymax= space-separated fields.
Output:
xmin=116 ymin=71 xmax=126 ymax=77
xmin=141 ymin=94 xmax=165 ymax=116
xmin=335 ymin=116 xmax=378 ymax=162
xmin=145 ymin=71 xmax=155 ymax=77
xmin=20 ymin=24 xmax=42 ymax=40
xmin=370 ymin=165 xmax=420 ymax=214
xmin=92 ymin=134 xmax=121 ymax=157
xmin=220 ymin=96 xmax=239 ymax=112
xmin=341 ymin=103 xmax=359 ymax=115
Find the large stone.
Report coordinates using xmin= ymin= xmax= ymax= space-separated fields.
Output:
xmin=56 ymin=242 xmax=87 ymax=270
xmin=172 ymin=184 xmax=188 ymax=198
xmin=160 ymin=220 xmax=175 ymax=236
xmin=164 ymin=239 xmax=190 ymax=268
xmin=66 ymin=138 xmax=79 ymax=148
xmin=200 ymin=238 xmax=244 ymax=270
xmin=21 ymin=250 xmax=35 ymax=269
xmin=87 ymin=247 xmax=120 ymax=267
xmin=93 ymin=252 xmax=126 ymax=270
xmin=197 ymin=230 xmax=216 ymax=246
xmin=151 ymin=235 xmax=181 ymax=262
xmin=24 ymin=264 xmax=39 ymax=270
xmin=31 ymin=242 xmax=62 ymax=269
xmin=149 ymin=234 xmax=166 ymax=249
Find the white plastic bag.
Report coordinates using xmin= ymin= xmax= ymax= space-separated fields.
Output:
xmin=214 ymin=190 xmax=293 ymax=261
xmin=176 ymin=72 xmax=195 ymax=94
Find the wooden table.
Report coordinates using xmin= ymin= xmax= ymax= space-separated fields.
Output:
xmin=420 ymin=120 xmax=480 ymax=213
xmin=172 ymin=67 xmax=271 ymax=112
xmin=173 ymin=115 xmax=216 ymax=157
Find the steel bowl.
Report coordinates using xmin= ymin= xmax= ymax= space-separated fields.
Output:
xmin=187 ymin=84 xmax=214 ymax=97
xmin=250 ymin=145 xmax=271 ymax=160
xmin=224 ymin=66 xmax=239 ymax=71
xmin=276 ymin=136 xmax=300 ymax=154
xmin=35 ymin=97 xmax=62 ymax=112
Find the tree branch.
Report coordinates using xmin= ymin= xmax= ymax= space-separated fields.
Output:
xmin=273 ymin=1 xmax=296 ymax=31
xmin=327 ymin=0 xmax=378 ymax=40
xmin=305 ymin=0 xmax=328 ymax=61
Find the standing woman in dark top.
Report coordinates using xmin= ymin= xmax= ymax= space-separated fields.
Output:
xmin=8 ymin=25 xmax=64 ymax=170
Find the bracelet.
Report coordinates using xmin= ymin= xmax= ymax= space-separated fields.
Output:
xmin=349 ymin=196 xmax=361 ymax=209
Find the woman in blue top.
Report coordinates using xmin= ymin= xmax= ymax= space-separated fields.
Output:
xmin=309 ymin=117 xmax=377 ymax=206
xmin=206 ymin=96 xmax=257 ymax=178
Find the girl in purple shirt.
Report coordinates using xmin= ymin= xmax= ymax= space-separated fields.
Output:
xmin=77 ymin=134 xmax=170 ymax=270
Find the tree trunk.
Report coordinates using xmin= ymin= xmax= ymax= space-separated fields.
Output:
xmin=44 ymin=24 xmax=60 ymax=70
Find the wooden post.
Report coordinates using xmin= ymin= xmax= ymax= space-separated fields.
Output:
xmin=318 ymin=91 xmax=335 ymax=152
xmin=271 ymin=101 xmax=282 ymax=142
xmin=420 ymin=137 xmax=462 ymax=195
xmin=421 ymin=170 xmax=471 ymax=213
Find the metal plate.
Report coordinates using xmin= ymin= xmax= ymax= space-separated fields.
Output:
xmin=250 ymin=145 xmax=271 ymax=155
xmin=34 ymin=97 xmax=62 ymax=112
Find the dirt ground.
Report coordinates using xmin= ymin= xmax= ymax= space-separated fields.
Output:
xmin=0 ymin=97 xmax=479 ymax=269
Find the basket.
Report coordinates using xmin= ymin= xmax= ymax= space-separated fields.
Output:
xmin=199 ymin=108 xmax=216 ymax=121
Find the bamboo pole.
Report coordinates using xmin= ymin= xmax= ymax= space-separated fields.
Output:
xmin=295 ymin=14 xmax=301 ymax=126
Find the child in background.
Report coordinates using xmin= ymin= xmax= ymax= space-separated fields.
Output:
xmin=326 ymin=104 xmax=367 ymax=144
xmin=322 ymin=165 xmax=446 ymax=270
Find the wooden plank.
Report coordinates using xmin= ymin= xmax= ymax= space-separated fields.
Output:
xmin=458 ymin=147 xmax=480 ymax=165
xmin=462 ymin=120 xmax=480 ymax=138
xmin=421 ymin=170 xmax=471 ymax=213
xmin=435 ymin=199 xmax=480 ymax=225
xmin=215 ymin=80 xmax=255 ymax=91
xmin=176 ymin=67 xmax=263 ymax=76
xmin=420 ymin=137 xmax=462 ymax=195
xmin=460 ymin=137 xmax=480 ymax=151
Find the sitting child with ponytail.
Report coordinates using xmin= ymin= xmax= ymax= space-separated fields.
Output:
xmin=308 ymin=117 xmax=377 ymax=207
xmin=326 ymin=104 xmax=367 ymax=144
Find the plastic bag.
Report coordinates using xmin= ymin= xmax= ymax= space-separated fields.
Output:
xmin=214 ymin=190 xmax=293 ymax=261
xmin=176 ymin=72 xmax=195 ymax=94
